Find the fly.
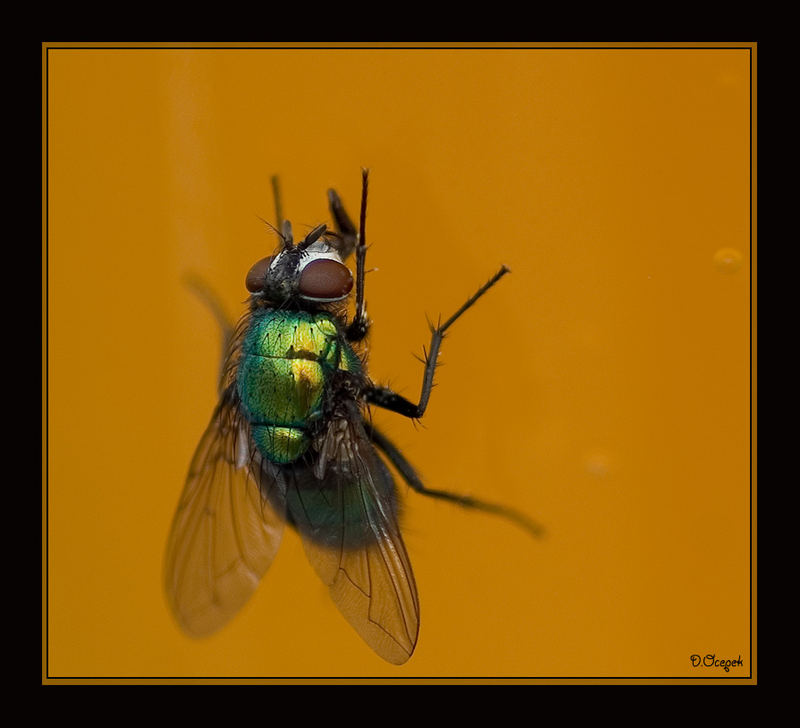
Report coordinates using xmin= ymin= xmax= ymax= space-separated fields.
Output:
xmin=164 ymin=170 xmax=543 ymax=664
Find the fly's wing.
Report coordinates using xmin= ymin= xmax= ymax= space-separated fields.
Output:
xmin=281 ymin=414 xmax=420 ymax=664
xmin=164 ymin=387 xmax=286 ymax=637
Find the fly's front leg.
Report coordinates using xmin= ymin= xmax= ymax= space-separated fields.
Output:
xmin=327 ymin=188 xmax=357 ymax=259
xmin=347 ymin=168 xmax=370 ymax=342
xmin=366 ymin=265 xmax=510 ymax=419
xmin=328 ymin=169 xmax=370 ymax=342
xmin=364 ymin=421 xmax=544 ymax=538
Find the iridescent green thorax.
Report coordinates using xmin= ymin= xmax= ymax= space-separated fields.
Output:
xmin=236 ymin=309 xmax=362 ymax=463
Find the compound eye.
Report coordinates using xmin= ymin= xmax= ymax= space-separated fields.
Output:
xmin=245 ymin=256 xmax=273 ymax=292
xmin=298 ymin=259 xmax=353 ymax=301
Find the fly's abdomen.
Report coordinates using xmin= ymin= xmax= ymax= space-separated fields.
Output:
xmin=236 ymin=309 xmax=359 ymax=464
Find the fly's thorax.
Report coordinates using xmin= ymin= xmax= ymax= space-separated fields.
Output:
xmin=236 ymin=308 xmax=362 ymax=464
xmin=241 ymin=309 xmax=340 ymax=360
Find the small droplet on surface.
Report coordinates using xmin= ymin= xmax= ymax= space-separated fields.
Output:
xmin=713 ymin=248 xmax=743 ymax=273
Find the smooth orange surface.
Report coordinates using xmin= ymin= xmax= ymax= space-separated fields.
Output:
xmin=44 ymin=44 xmax=754 ymax=681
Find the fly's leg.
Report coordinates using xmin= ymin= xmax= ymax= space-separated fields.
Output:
xmin=366 ymin=266 xmax=510 ymax=419
xmin=364 ymin=421 xmax=544 ymax=538
xmin=329 ymin=169 xmax=370 ymax=342
xmin=327 ymin=188 xmax=357 ymax=259
xmin=183 ymin=274 xmax=236 ymax=395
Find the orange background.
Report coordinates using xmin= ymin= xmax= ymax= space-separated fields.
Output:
xmin=44 ymin=44 xmax=754 ymax=681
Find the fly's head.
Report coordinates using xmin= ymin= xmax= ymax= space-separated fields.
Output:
xmin=245 ymin=221 xmax=354 ymax=308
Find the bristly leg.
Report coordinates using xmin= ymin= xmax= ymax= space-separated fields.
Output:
xmin=364 ymin=420 xmax=544 ymax=539
xmin=327 ymin=188 xmax=358 ymax=260
xmin=345 ymin=168 xmax=370 ymax=342
xmin=366 ymin=265 xmax=511 ymax=419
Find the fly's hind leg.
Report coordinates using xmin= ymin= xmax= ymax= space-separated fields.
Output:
xmin=366 ymin=266 xmax=510 ymax=420
xmin=363 ymin=421 xmax=544 ymax=538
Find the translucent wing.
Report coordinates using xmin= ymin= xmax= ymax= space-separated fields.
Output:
xmin=267 ymin=410 xmax=419 ymax=664
xmin=164 ymin=388 xmax=286 ymax=637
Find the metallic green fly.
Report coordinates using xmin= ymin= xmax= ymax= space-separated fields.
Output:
xmin=164 ymin=171 xmax=542 ymax=664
